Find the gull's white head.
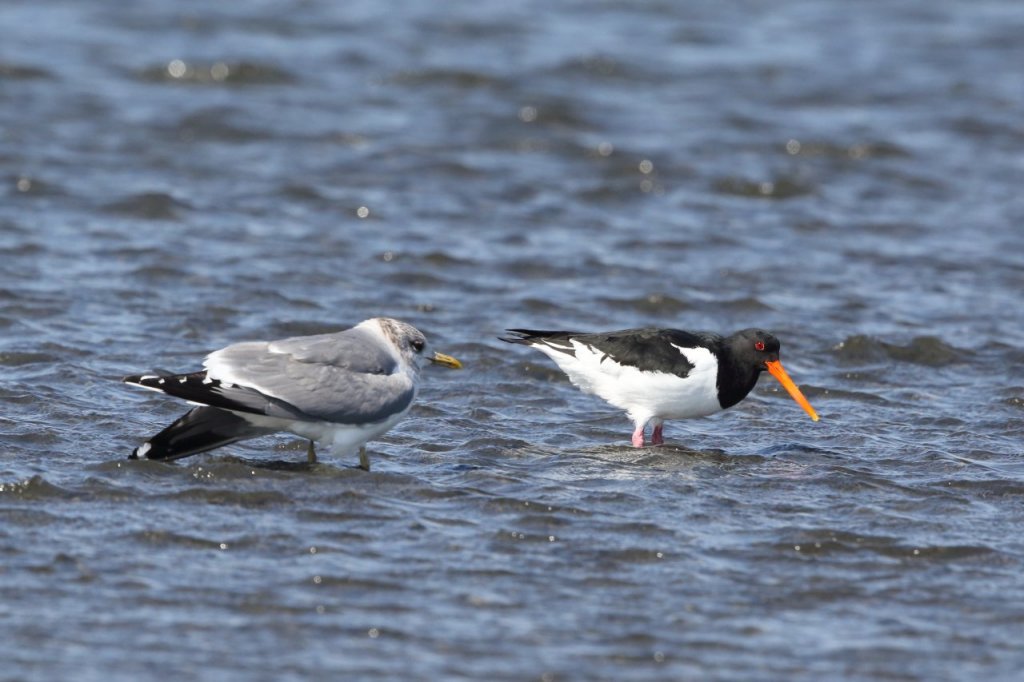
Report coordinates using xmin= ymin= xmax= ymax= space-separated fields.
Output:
xmin=374 ymin=318 xmax=462 ymax=372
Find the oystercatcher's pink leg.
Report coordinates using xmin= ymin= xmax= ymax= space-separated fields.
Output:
xmin=651 ymin=423 xmax=664 ymax=446
xmin=631 ymin=425 xmax=645 ymax=448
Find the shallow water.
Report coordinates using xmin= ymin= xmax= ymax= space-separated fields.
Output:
xmin=2 ymin=0 xmax=1024 ymax=679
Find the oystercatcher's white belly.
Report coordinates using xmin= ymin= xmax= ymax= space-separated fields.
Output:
xmin=534 ymin=341 xmax=721 ymax=423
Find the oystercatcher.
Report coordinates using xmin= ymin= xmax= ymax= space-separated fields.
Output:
xmin=123 ymin=318 xmax=462 ymax=469
xmin=501 ymin=326 xmax=818 ymax=447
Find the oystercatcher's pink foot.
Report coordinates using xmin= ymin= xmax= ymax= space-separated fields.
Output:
xmin=631 ymin=427 xmax=645 ymax=448
xmin=651 ymin=424 xmax=664 ymax=445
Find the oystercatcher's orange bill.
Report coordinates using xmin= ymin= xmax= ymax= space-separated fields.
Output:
xmin=765 ymin=360 xmax=819 ymax=421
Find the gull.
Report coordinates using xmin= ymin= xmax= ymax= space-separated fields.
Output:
xmin=124 ymin=317 xmax=462 ymax=469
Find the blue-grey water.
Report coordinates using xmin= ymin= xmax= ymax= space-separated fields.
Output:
xmin=3 ymin=1 xmax=1024 ymax=680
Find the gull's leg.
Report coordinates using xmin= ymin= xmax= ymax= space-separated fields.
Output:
xmin=631 ymin=424 xmax=646 ymax=448
xmin=651 ymin=421 xmax=665 ymax=446
xmin=306 ymin=440 xmax=317 ymax=464
xmin=358 ymin=446 xmax=370 ymax=471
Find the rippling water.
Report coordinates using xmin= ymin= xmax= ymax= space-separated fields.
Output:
xmin=3 ymin=0 xmax=1024 ymax=679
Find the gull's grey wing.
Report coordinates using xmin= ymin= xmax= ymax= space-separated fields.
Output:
xmin=201 ymin=327 xmax=414 ymax=424
xmin=263 ymin=367 xmax=416 ymax=424
xmin=266 ymin=327 xmax=399 ymax=373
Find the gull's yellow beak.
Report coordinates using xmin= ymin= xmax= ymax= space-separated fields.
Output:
xmin=765 ymin=360 xmax=819 ymax=421
xmin=429 ymin=351 xmax=463 ymax=369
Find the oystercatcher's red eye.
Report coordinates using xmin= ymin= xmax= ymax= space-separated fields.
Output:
xmin=754 ymin=341 xmax=766 ymax=352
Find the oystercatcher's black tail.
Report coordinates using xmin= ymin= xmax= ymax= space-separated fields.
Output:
xmin=500 ymin=329 xmax=575 ymax=344
xmin=130 ymin=406 xmax=273 ymax=461
xmin=500 ymin=329 xmax=584 ymax=359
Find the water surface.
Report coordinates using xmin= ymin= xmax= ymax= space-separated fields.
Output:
xmin=2 ymin=1 xmax=1024 ymax=679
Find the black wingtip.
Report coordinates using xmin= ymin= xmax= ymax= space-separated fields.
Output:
xmin=129 ymin=440 xmax=154 ymax=460
xmin=123 ymin=369 xmax=176 ymax=386
xmin=123 ymin=373 xmax=165 ymax=387
xmin=128 ymin=406 xmax=273 ymax=462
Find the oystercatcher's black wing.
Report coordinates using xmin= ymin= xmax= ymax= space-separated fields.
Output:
xmin=503 ymin=327 xmax=721 ymax=378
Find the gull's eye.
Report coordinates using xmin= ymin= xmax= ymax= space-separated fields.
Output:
xmin=411 ymin=338 xmax=425 ymax=353
xmin=754 ymin=341 xmax=766 ymax=352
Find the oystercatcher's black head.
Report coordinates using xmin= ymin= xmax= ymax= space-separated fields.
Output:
xmin=729 ymin=329 xmax=818 ymax=421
